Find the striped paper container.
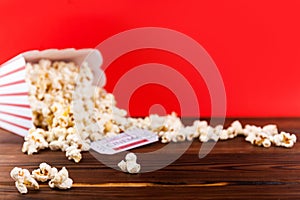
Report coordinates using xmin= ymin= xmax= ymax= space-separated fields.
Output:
xmin=0 ymin=48 xmax=105 ymax=137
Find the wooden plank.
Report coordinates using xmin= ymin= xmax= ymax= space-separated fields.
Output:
xmin=0 ymin=118 xmax=300 ymax=199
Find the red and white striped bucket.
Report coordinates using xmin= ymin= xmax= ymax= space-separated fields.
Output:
xmin=0 ymin=48 xmax=105 ymax=137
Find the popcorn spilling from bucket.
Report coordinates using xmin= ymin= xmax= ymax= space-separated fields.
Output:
xmin=0 ymin=49 xmax=297 ymax=164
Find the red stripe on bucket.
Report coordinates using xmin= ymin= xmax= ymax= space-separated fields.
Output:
xmin=0 ymin=118 xmax=30 ymax=131
xmin=0 ymin=79 xmax=26 ymax=88
xmin=0 ymin=111 xmax=32 ymax=121
xmin=0 ymin=103 xmax=30 ymax=108
xmin=0 ymin=92 xmax=28 ymax=97
xmin=0 ymin=66 xmax=25 ymax=79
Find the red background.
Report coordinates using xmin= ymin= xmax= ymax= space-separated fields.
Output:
xmin=1 ymin=0 xmax=300 ymax=117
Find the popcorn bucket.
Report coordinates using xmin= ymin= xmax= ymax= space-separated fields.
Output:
xmin=0 ymin=49 xmax=105 ymax=137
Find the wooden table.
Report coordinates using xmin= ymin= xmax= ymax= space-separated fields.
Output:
xmin=1 ymin=118 xmax=300 ymax=199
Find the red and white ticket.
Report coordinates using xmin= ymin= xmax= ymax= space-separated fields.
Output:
xmin=90 ymin=129 xmax=158 ymax=154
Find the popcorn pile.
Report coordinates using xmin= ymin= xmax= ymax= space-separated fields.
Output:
xmin=10 ymin=163 xmax=72 ymax=194
xmin=22 ymin=59 xmax=297 ymax=164
xmin=23 ymin=60 xmax=128 ymax=163
xmin=118 ymin=153 xmax=141 ymax=174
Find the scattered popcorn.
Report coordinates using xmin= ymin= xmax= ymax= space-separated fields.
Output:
xmin=244 ymin=125 xmax=262 ymax=137
xmin=125 ymin=152 xmax=137 ymax=162
xmin=148 ymin=112 xmax=185 ymax=143
xmin=273 ymin=131 xmax=297 ymax=148
xmin=32 ymin=162 xmax=58 ymax=182
xmin=11 ymin=163 xmax=73 ymax=194
xmin=14 ymin=182 xmax=28 ymax=194
xmin=180 ymin=120 xmax=207 ymax=141
xmin=22 ymin=128 xmax=49 ymax=155
xmin=245 ymin=132 xmax=256 ymax=144
xmin=245 ymin=132 xmax=272 ymax=148
xmin=23 ymin=59 xmax=297 ymax=164
xmin=49 ymin=167 xmax=73 ymax=189
xmin=127 ymin=161 xmax=141 ymax=174
xmin=10 ymin=167 xmax=39 ymax=194
xmin=262 ymin=124 xmax=278 ymax=136
xmin=262 ymin=138 xmax=272 ymax=148
xmin=117 ymin=160 xmax=127 ymax=172
xmin=242 ymin=123 xmax=296 ymax=148
xmin=219 ymin=129 xmax=230 ymax=140
xmin=173 ymin=132 xmax=186 ymax=142
xmin=118 ymin=153 xmax=141 ymax=174
xmin=160 ymin=131 xmax=174 ymax=143
xmin=65 ymin=145 xmax=82 ymax=163
xmin=227 ymin=120 xmax=244 ymax=138
xmin=199 ymin=125 xmax=222 ymax=142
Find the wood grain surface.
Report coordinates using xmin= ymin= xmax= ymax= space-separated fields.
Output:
xmin=0 ymin=118 xmax=300 ymax=199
